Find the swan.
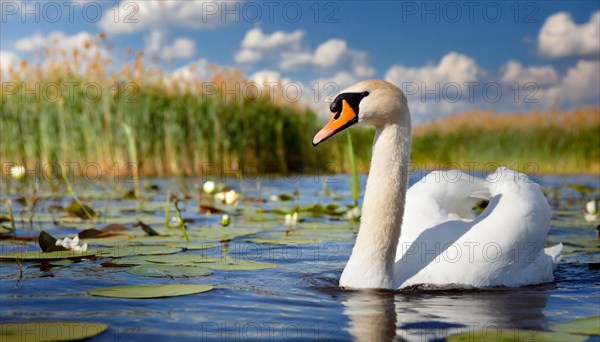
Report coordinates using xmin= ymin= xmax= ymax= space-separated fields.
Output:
xmin=312 ymin=80 xmax=562 ymax=290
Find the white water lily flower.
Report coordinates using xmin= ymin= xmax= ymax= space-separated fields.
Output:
xmin=285 ymin=212 xmax=298 ymax=226
xmin=10 ymin=165 xmax=26 ymax=181
xmin=221 ymin=214 xmax=230 ymax=227
xmin=224 ymin=190 xmax=240 ymax=205
xmin=345 ymin=207 xmax=362 ymax=221
xmin=585 ymin=200 xmax=598 ymax=222
xmin=55 ymin=236 xmax=88 ymax=252
xmin=203 ymin=181 xmax=216 ymax=194
xmin=214 ymin=191 xmax=226 ymax=202
xmin=269 ymin=195 xmax=280 ymax=202
xmin=169 ymin=216 xmax=183 ymax=227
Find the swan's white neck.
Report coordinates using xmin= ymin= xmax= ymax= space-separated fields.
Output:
xmin=340 ymin=116 xmax=411 ymax=289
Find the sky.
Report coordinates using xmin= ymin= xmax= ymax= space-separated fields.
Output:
xmin=1 ymin=0 xmax=599 ymax=120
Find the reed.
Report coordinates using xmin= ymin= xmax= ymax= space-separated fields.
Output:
xmin=0 ymin=34 xmax=597 ymax=177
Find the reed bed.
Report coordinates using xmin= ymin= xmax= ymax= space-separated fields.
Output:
xmin=1 ymin=34 xmax=598 ymax=177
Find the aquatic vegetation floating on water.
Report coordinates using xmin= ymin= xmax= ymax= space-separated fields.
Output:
xmin=584 ymin=200 xmax=599 ymax=222
xmin=88 ymin=284 xmax=214 ymax=299
xmin=220 ymin=214 xmax=231 ymax=227
xmin=126 ymin=264 xmax=213 ymax=278
xmin=549 ymin=316 xmax=600 ymax=336
xmin=0 ymin=322 xmax=108 ymax=341
xmin=446 ymin=329 xmax=586 ymax=341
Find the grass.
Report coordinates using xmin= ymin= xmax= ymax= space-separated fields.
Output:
xmin=0 ymin=34 xmax=598 ymax=177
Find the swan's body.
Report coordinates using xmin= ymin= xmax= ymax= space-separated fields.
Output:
xmin=313 ymin=80 xmax=561 ymax=290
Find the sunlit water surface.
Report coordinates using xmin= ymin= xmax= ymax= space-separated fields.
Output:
xmin=1 ymin=173 xmax=599 ymax=341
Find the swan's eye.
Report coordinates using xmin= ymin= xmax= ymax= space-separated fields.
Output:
xmin=362 ymin=91 xmax=370 ymax=97
xmin=330 ymin=100 xmax=341 ymax=114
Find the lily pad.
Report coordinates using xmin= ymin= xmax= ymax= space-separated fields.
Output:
xmin=198 ymin=259 xmax=277 ymax=271
xmin=0 ymin=321 xmax=108 ymax=341
xmin=549 ymin=316 xmax=600 ymax=336
xmin=446 ymin=329 xmax=586 ymax=341
xmin=88 ymin=284 xmax=213 ymax=299
xmin=100 ymin=245 xmax=182 ymax=258
xmin=126 ymin=265 xmax=213 ymax=277
xmin=0 ymin=250 xmax=98 ymax=262
xmin=111 ymin=254 xmax=215 ymax=266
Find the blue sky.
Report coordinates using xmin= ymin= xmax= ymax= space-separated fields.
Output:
xmin=1 ymin=1 xmax=599 ymax=119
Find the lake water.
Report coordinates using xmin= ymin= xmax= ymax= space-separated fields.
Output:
xmin=1 ymin=173 xmax=599 ymax=341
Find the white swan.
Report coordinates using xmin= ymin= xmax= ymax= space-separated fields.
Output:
xmin=312 ymin=80 xmax=562 ymax=290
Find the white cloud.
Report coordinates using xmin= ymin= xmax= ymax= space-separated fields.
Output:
xmin=99 ymin=1 xmax=232 ymax=34
xmin=540 ymin=60 xmax=600 ymax=104
xmin=13 ymin=31 xmax=107 ymax=60
xmin=386 ymin=52 xmax=481 ymax=86
xmin=161 ymin=38 xmax=196 ymax=60
xmin=538 ymin=11 xmax=600 ymax=58
xmin=170 ymin=58 xmax=210 ymax=81
xmin=384 ymin=52 xmax=484 ymax=118
xmin=500 ymin=60 xmax=559 ymax=86
xmin=0 ymin=50 xmax=19 ymax=72
xmin=241 ymin=28 xmax=304 ymax=50
xmin=234 ymin=48 xmax=263 ymax=64
xmin=144 ymin=30 xmax=196 ymax=61
xmin=235 ymin=28 xmax=375 ymax=78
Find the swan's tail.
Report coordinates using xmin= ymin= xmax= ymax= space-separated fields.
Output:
xmin=545 ymin=243 xmax=563 ymax=270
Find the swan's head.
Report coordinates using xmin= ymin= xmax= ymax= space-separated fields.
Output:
xmin=313 ymin=80 xmax=408 ymax=146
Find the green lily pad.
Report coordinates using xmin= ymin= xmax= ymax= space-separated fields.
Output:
xmin=126 ymin=265 xmax=213 ymax=277
xmin=446 ymin=329 xmax=586 ymax=342
xmin=88 ymin=284 xmax=213 ymax=299
xmin=246 ymin=236 xmax=322 ymax=245
xmin=0 ymin=250 xmax=98 ymax=262
xmin=0 ymin=321 xmax=108 ymax=341
xmin=111 ymin=254 xmax=216 ymax=266
xmin=198 ymin=259 xmax=277 ymax=271
xmin=549 ymin=316 xmax=600 ymax=336
xmin=100 ymin=245 xmax=182 ymax=258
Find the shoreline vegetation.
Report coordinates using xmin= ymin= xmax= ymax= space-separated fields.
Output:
xmin=1 ymin=35 xmax=598 ymax=178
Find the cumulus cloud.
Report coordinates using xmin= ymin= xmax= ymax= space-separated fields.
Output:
xmin=144 ymin=30 xmax=196 ymax=60
xmin=539 ymin=60 xmax=600 ymax=104
xmin=538 ymin=11 xmax=600 ymax=58
xmin=13 ymin=31 xmax=107 ymax=60
xmin=0 ymin=50 xmax=20 ymax=72
xmin=170 ymin=58 xmax=210 ymax=81
xmin=99 ymin=1 xmax=232 ymax=34
xmin=386 ymin=52 xmax=481 ymax=86
xmin=235 ymin=28 xmax=375 ymax=78
xmin=500 ymin=60 xmax=559 ymax=86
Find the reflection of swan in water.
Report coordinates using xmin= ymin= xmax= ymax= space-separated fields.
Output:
xmin=342 ymin=285 xmax=551 ymax=341
xmin=341 ymin=291 xmax=398 ymax=341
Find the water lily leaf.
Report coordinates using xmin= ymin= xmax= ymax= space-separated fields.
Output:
xmin=549 ymin=316 xmax=600 ymax=335
xmin=199 ymin=204 xmax=226 ymax=214
xmin=65 ymin=200 xmax=96 ymax=219
xmin=198 ymin=259 xmax=277 ymax=271
xmin=111 ymin=254 xmax=215 ymax=266
xmin=39 ymin=231 xmax=67 ymax=252
xmin=167 ymin=242 xmax=220 ymax=250
xmin=0 ymin=321 xmax=108 ymax=341
xmin=78 ymin=228 xmax=104 ymax=239
xmin=80 ymin=236 xmax=132 ymax=247
xmin=144 ymin=254 xmax=214 ymax=264
xmin=88 ymin=284 xmax=213 ymax=299
xmin=134 ymin=220 xmax=160 ymax=236
xmin=0 ymin=250 xmax=98 ymax=262
xmin=126 ymin=265 xmax=213 ymax=277
xmin=246 ymin=236 xmax=322 ymax=245
xmin=100 ymin=245 xmax=182 ymax=258
xmin=446 ymin=329 xmax=586 ymax=341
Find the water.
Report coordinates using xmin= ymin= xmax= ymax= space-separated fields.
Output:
xmin=1 ymin=173 xmax=599 ymax=341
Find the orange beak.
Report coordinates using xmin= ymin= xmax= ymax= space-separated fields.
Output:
xmin=312 ymin=99 xmax=358 ymax=146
